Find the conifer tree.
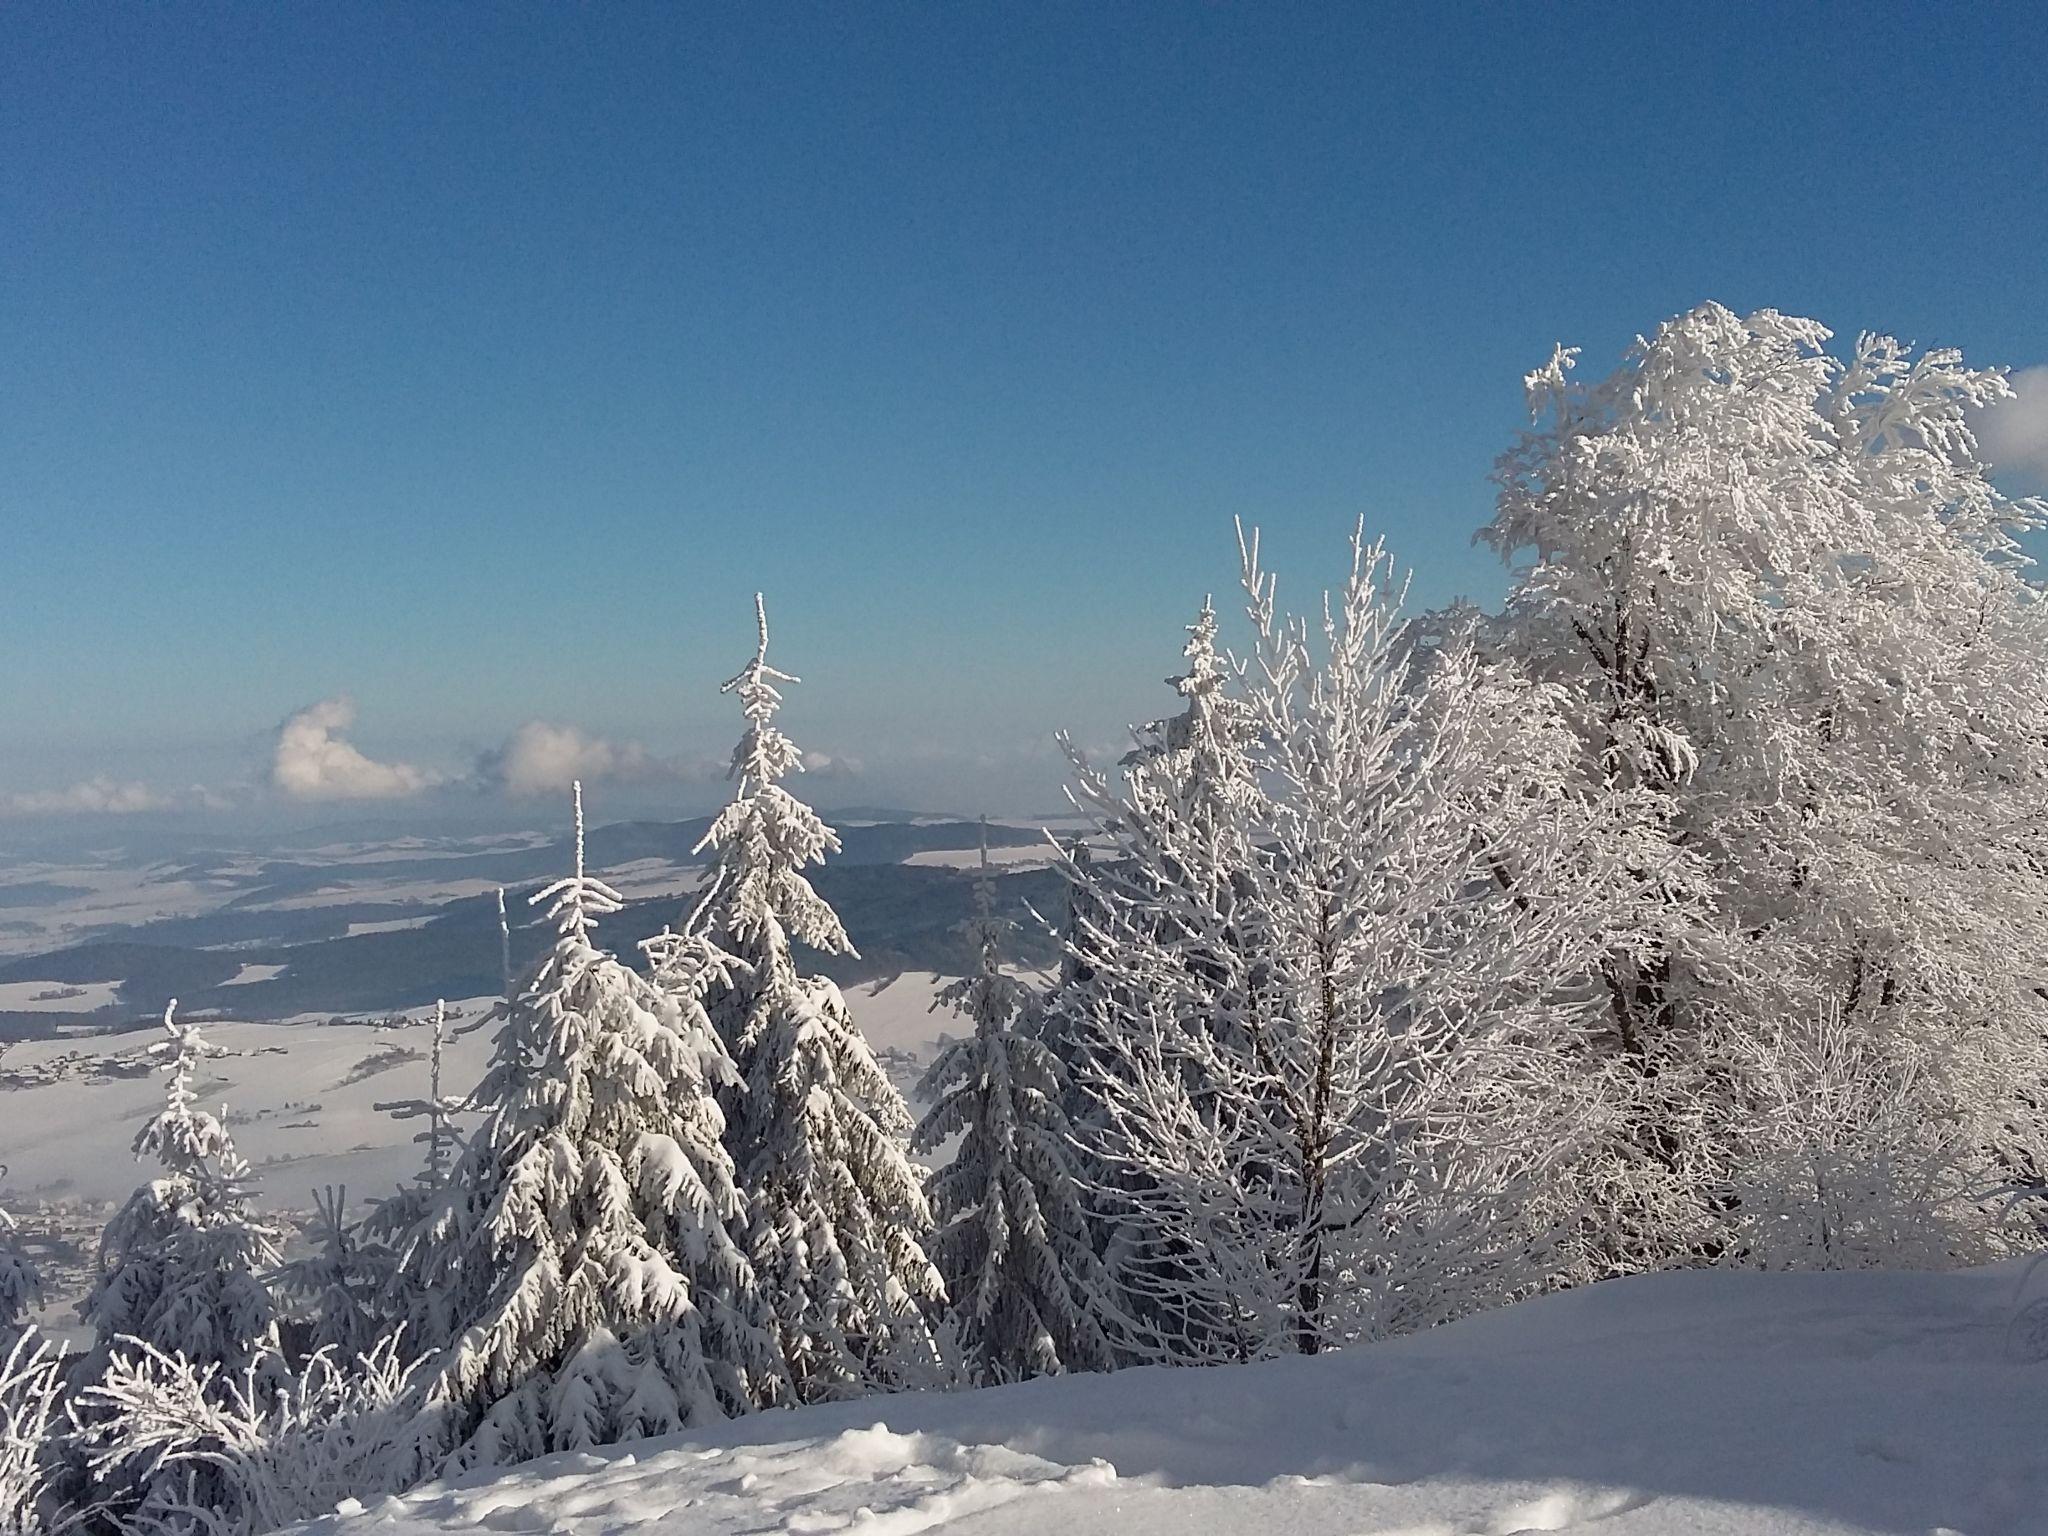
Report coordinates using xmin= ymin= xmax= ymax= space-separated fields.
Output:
xmin=359 ymin=996 xmax=486 ymax=1367
xmin=273 ymin=1185 xmax=384 ymax=1367
xmin=76 ymin=1004 xmax=283 ymax=1385
xmin=689 ymin=595 xmax=948 ymax=1403
xmin=915 ymin=824 xmax=1115 ymax=1384
xmin=0 ymin=1212 xmax=36 ymax=1345
xmin=70 ymin=1002 xmax=285 ymax=1527
xmin=409 ymin=784 xmax=778 ymax=1471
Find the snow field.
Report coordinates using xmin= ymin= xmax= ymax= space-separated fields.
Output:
xmin=0 ymin=1004 xmax=502 ymax=1213
xmin=0 ymin=980 xmax=124 ymax=1013
xmin=295 ymin=1261 xmax=2048 ymax=1536
xmin=0 ymin=975 xmax=961 ymax=1215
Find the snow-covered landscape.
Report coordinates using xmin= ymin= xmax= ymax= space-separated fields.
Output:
xmin=9 ymin=9 xmax=2048 ymax=1536
xmin=7 ymin=304 xmax=2048 ymax=1536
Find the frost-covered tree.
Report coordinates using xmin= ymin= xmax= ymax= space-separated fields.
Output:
xmin=689 ymin=595 xmax=948 ymax=1403
xmin=913 ymin=824 xmax=1115 ymax=1385
xmin=1483 ymin=302 xmax=2048 ymax=1266
xmin=0 ymin=1214 xmax=36 ymax=1345
xmin=496 ymin=886 xmax=513 ymax=999
xmin=377 ymin=999 xmax=463 ymax=1195
xmin=1059 ymin=527 xmax=1625 ymax=1359
xmin=69 ymin=1335 xmax=425 ymax=1536
xmin=75 ymin=1004 xmax=283 ymax=1384
xmin=0 ymin=1329 xmax=62 ymax=1536
xmin=69 ymin=1003 xmax=284 ymax=1530
xmin=1718 ymin=1007 xmax=1986 ymax=1271
xmin=1042 ymin=599 xmax=1272 ymax=1357
xmin=407 ymin=783 xmax=779 ymax=1471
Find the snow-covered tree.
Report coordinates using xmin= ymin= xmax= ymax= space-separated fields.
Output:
xmin=1041 ymin=599 xmax=1273 ymax=1358
xmin=913 ymin=824 xmax=1115 ymax=1384
xmin=409 ymin=782 xmax=778 ymax=1471
xmin=75 ymin=1004 xmax=283 ymax=1384
xmin=69 ymin=1003 xmax=284 ymax=1530
xmin=497 ymin=886 xmax=513 ymax=1000
xmin=1058 ymin=526 xmax=1626 ymax=1359
xmin=1482 ymin=302 xmax=2048 ymax=1267
xmin=377 ymin=999 xmax=463 ymax=1195
xmin=0 ymin=1215 xmax=35 ymax=1346
xmin=689 ymin=595 xmax=948 ymax=1403
xmin=1718 ymin=1007 xmax=1986 ymax=1271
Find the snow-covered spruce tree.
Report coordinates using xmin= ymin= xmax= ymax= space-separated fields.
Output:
xmin=1482 ymin=303 xmax=2048 ymax=1268
xmin=912 ymin=823 xmax=1115 ymax=1385
xmin=75 ymin=1005 xmax=284 ymax=1382
xmin=407 ymin=783 xmax=779 ymax=1471
xmin=689 ymin=595 xmax=948 ymax=1403
xmin=1059 ymin=525 xmax=1626 ymax=1360
xmin=68 ymin=1002 xmax=284 ymax=1530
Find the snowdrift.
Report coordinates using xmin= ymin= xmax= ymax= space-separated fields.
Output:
xmin=294 ymin=1261 xmax=2048 ymax=1536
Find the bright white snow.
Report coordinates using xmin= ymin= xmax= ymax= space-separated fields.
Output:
xmin=0 ymin=980 xmax=124 ymax=1013
xmin=290 ymin=1261 xmax=2048 ymax=1536
xmin=901 ymin=844 xmax=1056 ymax=871
xmin=220 ymin=963 xmax=290 ymax=987
xmin=0 ymin=1005 xmax=503 ymax=1212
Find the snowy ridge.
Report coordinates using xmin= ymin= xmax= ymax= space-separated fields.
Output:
xmin=291 ymin=1261 xmax=2048 ymax=1535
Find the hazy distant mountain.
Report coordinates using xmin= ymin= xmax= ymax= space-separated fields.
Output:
xmin=0 ymin=816 xmax=1063 ymax=1037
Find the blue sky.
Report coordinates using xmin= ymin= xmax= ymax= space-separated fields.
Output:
xmin=4 ymin=3 xmax=2046 ymax=823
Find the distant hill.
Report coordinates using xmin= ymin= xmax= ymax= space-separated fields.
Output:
xmin=0 ymin=817 xmax=1065 ymax=1036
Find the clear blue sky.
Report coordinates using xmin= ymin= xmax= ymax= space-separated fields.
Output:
xmin=4 ymin=3 xmax=2045 ymax=821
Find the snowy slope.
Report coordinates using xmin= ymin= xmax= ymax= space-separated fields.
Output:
xmin=294 ymin=1262 xmax=2048 ymax=1536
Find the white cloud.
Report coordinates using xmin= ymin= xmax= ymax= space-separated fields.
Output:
xmin=3 ymin=777 xmax=172 ymax=817
xmin=1979 ymin=365 xmax=2048 ymax=488
xmin=483 ymin=721 xmax=656 ymax=798
xmin=272 ymin=697 xmax=438 ymax=802
xmin=800 ymin=750 xmax=863 ymax=778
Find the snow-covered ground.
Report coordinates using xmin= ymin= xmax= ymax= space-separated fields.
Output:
xmin=0 ymin=980 xmax=964 ymax=1212
xmin=902 ymin=843 xmax=1058 ymax=871
xmin=0 ymin=1003 xmax=503 ymax=1215
xmin=344 ymin=917 xmax=438 ymax=937
xmin=221 ymin=961 xmax=290 ymax=986
xmin=0 ymin=979 xmax=124 ymax=1012
xmin=297 ymin=1262 xmax=2048 ymax=1536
